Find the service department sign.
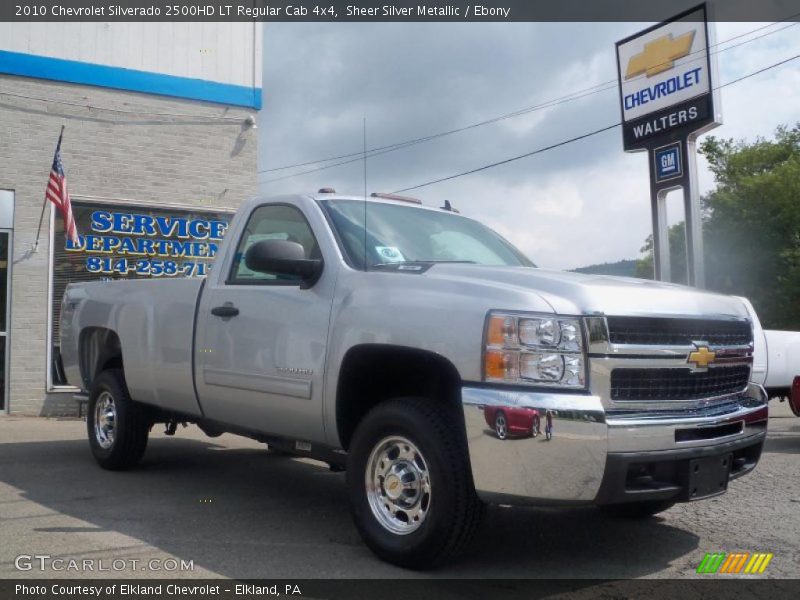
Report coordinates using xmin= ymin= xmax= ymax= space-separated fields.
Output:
xmin=65 ymin=208 xmax=229 ymax=277
xmin=616 ymin=4 xmax=718 ymax=151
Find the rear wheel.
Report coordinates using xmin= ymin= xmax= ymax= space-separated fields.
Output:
xmin=599 ymin=500 xmax=676 ymax=518
xmin=87 ymin=369 xmax=149 ymax=470
xmin=494 ymin=411 xmax=508 ymax=440
xmin=347 ymin=397 xmax=483 ymax=569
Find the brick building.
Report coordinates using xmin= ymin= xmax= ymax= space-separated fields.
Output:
xmin=0 ymin=23 xmax=262 ymax=415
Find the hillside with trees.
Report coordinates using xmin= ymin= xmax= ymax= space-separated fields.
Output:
xmin=573 ymin=260 xmax=638 ymax=277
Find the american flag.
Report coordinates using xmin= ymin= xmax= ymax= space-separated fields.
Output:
xmin=46 ymin=129 xmax=79 ymax=246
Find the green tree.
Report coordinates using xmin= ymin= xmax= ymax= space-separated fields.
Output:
xmin=636 ymin=124 xmax=800 ymax=329
xmin=635 ymin=221 xmax=687 ymax=284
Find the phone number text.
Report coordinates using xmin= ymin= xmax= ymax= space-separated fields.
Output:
xmin=86 ymin=257 xmax=210 ymax=277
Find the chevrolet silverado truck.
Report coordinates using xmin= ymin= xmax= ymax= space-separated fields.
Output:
xmin=60 ymin=192 xmax=768 ymax=568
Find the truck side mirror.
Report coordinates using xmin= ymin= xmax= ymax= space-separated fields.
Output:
xmin=244 ymin=239 xmax=323 ymax=288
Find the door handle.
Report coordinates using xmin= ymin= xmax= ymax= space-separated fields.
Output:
xmin=211 ymin=305 xmax=239 ymax=318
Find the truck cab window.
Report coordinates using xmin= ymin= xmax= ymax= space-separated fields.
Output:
xmin=229 ymin=204 xmax=320 ymax=284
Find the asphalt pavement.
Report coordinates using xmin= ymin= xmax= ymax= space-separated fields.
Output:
xmin=1 ymin=401 xmax=798 ymax=579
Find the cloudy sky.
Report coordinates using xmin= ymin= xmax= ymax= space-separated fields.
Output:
xmin=257 ymin=21 xmax=800 ymax=270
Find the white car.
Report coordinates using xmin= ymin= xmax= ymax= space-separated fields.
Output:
xmin=740 ymin=297 xmax=800 ymax=416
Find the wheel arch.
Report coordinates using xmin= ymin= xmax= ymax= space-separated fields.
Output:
xmin=335 ymin=344 xmax=464 ymax=451
xmin=79 ymin=327 xmax=124 ymax=391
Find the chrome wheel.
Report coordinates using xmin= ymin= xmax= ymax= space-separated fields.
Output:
xmin=495 ymin=413 xmax=507 ymax=439
xmin=94 ymin=391 xmax=116 ymax=449
xmin=366 ymin=436 xmax=431 ymax=535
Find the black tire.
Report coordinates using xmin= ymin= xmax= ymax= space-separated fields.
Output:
xmin=87 ymin=369 xmax=149 ymax=470
xmin=599 ymin=500 xmax=676 ymax=518
xmin=198 ymin=424 xmax=224 ymax=438
xmin=346 ymin=397 xmax=484 ymax=569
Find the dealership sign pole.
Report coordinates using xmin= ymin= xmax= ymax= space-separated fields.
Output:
xmin=616 ymin=3 xmax=721 ymax=287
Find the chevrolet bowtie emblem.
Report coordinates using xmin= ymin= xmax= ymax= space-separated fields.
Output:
xmin=688 ymin=344 xmax=716 ymax=369
xmin=625 ymin=31 xmax=695 ymax=79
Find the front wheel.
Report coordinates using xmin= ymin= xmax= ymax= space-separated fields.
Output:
xmin=87 ymin=369 xmax=150 ymax=470
xmin=346 ymin=398 xmax=483 ymax=569
xmin=599 ymin=500 xmax=676 ymax=518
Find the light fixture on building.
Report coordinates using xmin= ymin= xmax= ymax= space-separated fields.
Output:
xmin=244 ymin=115 xmax=258 ymax=130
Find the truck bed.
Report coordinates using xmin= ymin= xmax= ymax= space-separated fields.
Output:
xmin=61 ymin=277 xmax=204 ymax=417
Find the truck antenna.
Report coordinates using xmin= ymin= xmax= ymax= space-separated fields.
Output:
xmin=363 ymin=116 xmax=368 ymax=272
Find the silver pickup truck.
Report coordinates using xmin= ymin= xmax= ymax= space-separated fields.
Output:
xmin=61 ymin=192 xmax=768 ymax=568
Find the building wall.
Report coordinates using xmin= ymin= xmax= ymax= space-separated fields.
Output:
xmin=0 ymin=74 xmax=258 ymax=415
xmin=0 ymin=22 xmax=262 ymax=108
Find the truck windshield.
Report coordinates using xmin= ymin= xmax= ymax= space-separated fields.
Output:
xmin=320 ymin=199 xmax=535 ymax=269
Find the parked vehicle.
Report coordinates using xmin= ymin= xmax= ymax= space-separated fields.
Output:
xmin=483 ymin=405 xmax=540 ymax=439
xmin=740 ymin=297 xmax=800 ymax=416
xmin=61 ymin=192 xmax=768 ymax=568
xmin=793 ymin=376 xmax=800 ymax=416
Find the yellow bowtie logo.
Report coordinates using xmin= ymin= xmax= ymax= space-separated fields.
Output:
xmin=688 ymin=344 xmax=716 ymax=369
xmin=626 ymin=31 xmax=695 ymax=79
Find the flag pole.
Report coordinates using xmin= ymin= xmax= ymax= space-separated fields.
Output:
xmin=33 ymin=125 xmax=65 ymax=253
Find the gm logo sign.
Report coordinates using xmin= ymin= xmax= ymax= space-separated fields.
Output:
xmin=653 ymin=142 xmax=683 ymax=183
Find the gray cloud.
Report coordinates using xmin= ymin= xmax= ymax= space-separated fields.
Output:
xmin=258 ymin=22 xmax=800 ymax=269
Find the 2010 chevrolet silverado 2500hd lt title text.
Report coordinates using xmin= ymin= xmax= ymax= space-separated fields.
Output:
xmin=60 ymin=192 xmax=768 ymax=568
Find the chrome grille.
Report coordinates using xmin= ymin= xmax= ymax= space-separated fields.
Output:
xmin=606 ymin=316 xmax=751 ymax=346
xmin=610 ymin=365 xmax=750 ymax=401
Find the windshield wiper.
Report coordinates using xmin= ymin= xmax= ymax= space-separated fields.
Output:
xmin=371 ymin=260 xmax=477 ymax=269
xmin=422 ymin=260 xmax=477 ymax=264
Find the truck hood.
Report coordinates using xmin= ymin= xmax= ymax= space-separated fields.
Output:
xmin=424 ymin=264 xmax=749 ymax=318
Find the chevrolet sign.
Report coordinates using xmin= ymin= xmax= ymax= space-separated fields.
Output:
xmin=616 ymin=5 xmax=719 ymax=151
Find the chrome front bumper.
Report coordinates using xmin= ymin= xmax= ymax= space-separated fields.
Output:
xmin=461 ymin=383 xmax=768 ymax=505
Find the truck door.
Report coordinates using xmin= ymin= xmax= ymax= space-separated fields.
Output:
xmin=194 ymin=202 xmax=335 ymax=442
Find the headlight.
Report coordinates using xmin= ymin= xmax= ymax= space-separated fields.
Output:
xmin=518 ymin=318 xmax=559 ymax=346
xmin=520 ymin=352 xmax=563 ymax=381
xmin=484 ymin=312 xmax=586 ymax=389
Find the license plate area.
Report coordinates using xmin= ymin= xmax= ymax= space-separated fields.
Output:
xmin=686 ymin=453 xmax=732 ymax=500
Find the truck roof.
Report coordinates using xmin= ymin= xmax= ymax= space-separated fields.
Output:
xmin=240 ymin=193 xmax=473 ymax=226
xmin=309 ymin=192 xmax=465 ymax=215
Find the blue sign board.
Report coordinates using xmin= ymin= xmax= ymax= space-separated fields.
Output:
xmin=653 ymin=142 xmax=683 ymax=183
